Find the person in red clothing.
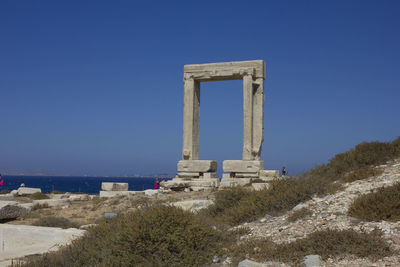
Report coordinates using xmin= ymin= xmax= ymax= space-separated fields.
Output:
xmin=154 ymin=178 xmax=160 ymax=190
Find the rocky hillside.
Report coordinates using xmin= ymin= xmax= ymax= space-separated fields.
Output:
xmin=238 ymin=158 xmax=400 ymax=266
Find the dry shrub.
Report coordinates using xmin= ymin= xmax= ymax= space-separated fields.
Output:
xmin=33 ymin=216 xmax=79 ymax=229
xmin=287 ymin=207 xmax=313 ymax=222
xmin=341 ymin=166 xmax=383 ymax=183
xmin=20 ymin=205 xmax=226 ymax=267
xmin=232 ymin=229 xmax=392 ymax=264
xmin=348 ymin=182 xmax=400 ymax=222
xmin=0 ymin=189 xmax=10 ymax=194
xmin=29 ymin=192 xmax=49 ymax=200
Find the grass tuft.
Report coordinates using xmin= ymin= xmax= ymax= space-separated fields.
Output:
xmin=29 ymin=192 xmax=49 ymax=200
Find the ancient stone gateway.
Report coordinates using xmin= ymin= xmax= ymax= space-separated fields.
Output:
xmin=167 ymin=60 xmax=268 ymax=190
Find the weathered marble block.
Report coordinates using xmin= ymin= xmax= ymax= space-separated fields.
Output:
xmin=223 ymin=160 xmax=264 ymax=173
xmin=17 ymin=187 xmax=41 ymax=196
xmin=178 ymin=160 xmax=217 ymax=172
xmin=101 ymin=182 xmax=129 ymax=191
xmin=259 ymin=170 xmax=279 ymax=178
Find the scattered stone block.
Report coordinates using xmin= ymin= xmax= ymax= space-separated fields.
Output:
xmin=10 ymin=190 xmax=18 ymax=195
xmin=0 ymin=224 xmax=85 ymax=261
xmin=69 ymin=194 xmax=89 ymax=201
xmin=104 ymin=212 xmax=117 ymax=219
xmin=238 ymin=259 xmax=266 ymax=267
xmin=235 ymin=172 xmax=260 ymax=178
xmin=219 ymin=178 xmax=251 ymax=188
xmin=178 ymin=172 xmax=201 ymax=177
xmin=223 ymin=160 xmax=264 ymax=173
xmin=0 ymin=201 xmax=29 ymax=220
xmin=17 ymin=187 xmax=41 ymax=196
xmin=301 ymin=255 xmax=321 ymax=267
xmin=259 ymin=170 xmax=279 ymax=178
xmin=99 ymin=191 xmax=144 ymax=198
xmin=144 ymin=189 xmax=159 ymax=196
xmin=171 ymin=199 xmax=213 ymax=212
xmin=178 ymin=160 xmax=217 ymax=172
xmin=202 ymin=172 xmax=217 ymax=178
xmin=251 ymin=183 xmax=270 ymax=191
xmin=0 ymin=194 xmax=14 ymax=201
xmin=33 ymin=199 xmax=70 ymax=207
xmin=101 ymin=182 xmax=129 ymax=191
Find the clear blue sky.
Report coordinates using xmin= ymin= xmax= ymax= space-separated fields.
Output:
xmin=1 ymin=0 xmax=399 ymax=176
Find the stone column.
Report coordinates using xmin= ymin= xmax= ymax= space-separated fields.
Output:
xmin=242 ymin=74 xmax=254 ymax=160
xmin=182 ymin=77 xmax=200 ymax=160
xmin=252 ymin=78 xmax=264 ymax=160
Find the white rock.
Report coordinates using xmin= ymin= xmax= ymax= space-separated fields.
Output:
xmin=251 ymin=183 xmax=270 ymax=191
xmin=301 ymin=255 xmax=321 ymax=267
xmin=144 ymin=189 xmax=159 ymax=196
xmin=101 ymin=182 xmax=129 ymax=191
xmin=69 ymin=194 xmax=89 ymax=201
xmin=171 ymin=199 xmax=213 ymax=212
xmin=99 ymin=190 xmax=144 ymax=198
xmin=17 ymin=187 xmax=41 ymax=196
xmin=0 ymin=194 xmax=14 ymax=201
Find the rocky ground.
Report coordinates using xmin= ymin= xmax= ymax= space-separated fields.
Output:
xmin=2 ymin=159 xmax=400 ymax=266
xmin=237 ymin=159 xmax=400 ymax=266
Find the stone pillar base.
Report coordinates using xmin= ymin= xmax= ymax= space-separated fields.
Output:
xmin=177 ymin=160 xmax=217 ymax=179
xmin=162 ymin=177 xmax=220 ymax=191
xmin=222 ymin=160 xmax=264 ymax=178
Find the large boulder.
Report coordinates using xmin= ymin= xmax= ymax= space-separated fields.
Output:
xmin=69 ymin=194 xmax=89 ymax=201
xmin=0 ymin=201 xmax=29 ymax=220
xmin=171 ymin=199 xmax=213 ymax=212
xmin=17 ymin=187 xmax=41 ymax=196
xmin=101 ymin=182 xmax=129 ymax=191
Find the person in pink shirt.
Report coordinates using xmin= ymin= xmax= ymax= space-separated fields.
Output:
xmin=0 ymin=174 xmax=4 ymax=186
xmin=154 ymin=178 xmax=159 ymax=190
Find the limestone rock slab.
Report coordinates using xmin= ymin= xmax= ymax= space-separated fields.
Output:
xmin=99 ymin=191 xmax=144 ymax=198
xmin=171 ymin=199 xmax=213 ymax=212
xmin=0 ymin=194 xmax=14 ymax=201
xmin=101 ymin=182 xmax=129 ymax=191
xmin=69 ymin=194 xmax=89 ymax=201
xmin=0 ymin=224 xmax=85 ymax=261
xmin=259 ymin=170 xmax=279 ymax=178
xmin=219 ymin=178 xmax=251 ymax=188
xmin=223 ymin=160 xmax=264 ymax=173
xmin=178 ymin=160 xmax=217 ymax=172
xmin=17 ymin=187 xmax=41 ymax=196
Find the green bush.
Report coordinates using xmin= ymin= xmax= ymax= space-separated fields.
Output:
xmin=232 ymin=229 xmax=392 ymax=264
xmin=33 ymin=216 xmax=78 ymax=229
xmin=21 ymin=205 xmax=226 ymax=267
xmin=29 ymin=192 xmax=49 ymax=200
xmin=348 ymin=182 xmax=400 ymax=222
xmin=287 ymin=207 xmax=313 ymax=222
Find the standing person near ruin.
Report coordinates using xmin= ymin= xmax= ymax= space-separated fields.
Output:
xmin=0 ymin=174 xmax=3 ymax=186
xmin=281 ymin=167 xmax=287 ymax=177
xmin=154 ymin=178 xmax=160 ymax=190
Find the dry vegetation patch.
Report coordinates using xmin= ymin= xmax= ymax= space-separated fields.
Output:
xmin=348 ymin=182 xmax=400 ymax=222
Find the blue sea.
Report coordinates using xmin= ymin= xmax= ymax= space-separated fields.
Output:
xmin=1 ymin=175 xmax=173 ymax=194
